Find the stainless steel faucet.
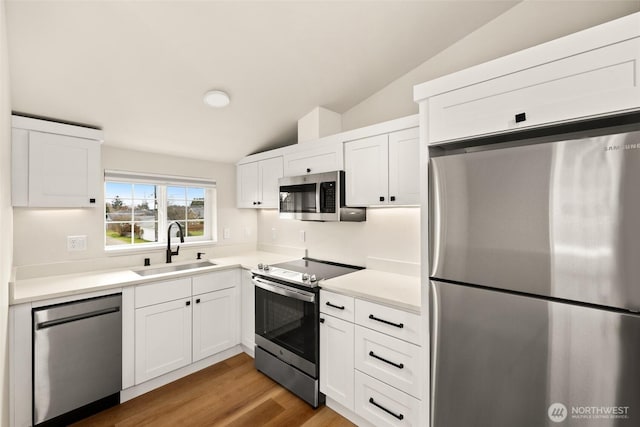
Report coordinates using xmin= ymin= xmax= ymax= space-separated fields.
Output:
xmin=166 ymin=221 xmax=185 ymax=263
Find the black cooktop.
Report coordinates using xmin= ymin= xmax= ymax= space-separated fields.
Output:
xmin=253 ymin=257 xmax=363 ymax=288
xmin=271 ymin=258 xmax=363 ymax=281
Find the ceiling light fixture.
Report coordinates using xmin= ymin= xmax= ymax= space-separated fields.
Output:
xmin=203 ymin=90 xmax=230 ymax=108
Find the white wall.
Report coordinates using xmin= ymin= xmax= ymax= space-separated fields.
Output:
xmin=258 ymin=208 xmax=420 ymax=272
xmin=0 ymin=0 xmax=12 ymax=424
xmin=341 ymin=0 xmax=640 ymax=130
xmin=12 ymin=146 xmax=257 ymax=271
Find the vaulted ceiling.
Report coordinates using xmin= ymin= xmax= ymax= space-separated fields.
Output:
xmin=5 ymin=0 xmax=519 ymax=163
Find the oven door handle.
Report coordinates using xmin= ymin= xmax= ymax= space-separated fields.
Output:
xmin=252 ymin=277 xmax=316 ymax=303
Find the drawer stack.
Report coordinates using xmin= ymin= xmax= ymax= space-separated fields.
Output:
xmin=319 ymin=290 xmax=422 ymax=427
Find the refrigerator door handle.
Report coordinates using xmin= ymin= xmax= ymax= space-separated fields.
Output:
xmin=429 ymin=281 xmax=440 ymax=427
xmin=429 ymin=161 xmax=442 ymax=277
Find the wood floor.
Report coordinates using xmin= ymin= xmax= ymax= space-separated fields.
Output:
xmin=72 ymin=353 xmax=355 ymax=427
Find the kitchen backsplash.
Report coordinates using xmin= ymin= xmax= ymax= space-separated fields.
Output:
xmin=256 ymin=207 xmax=420 ymax=272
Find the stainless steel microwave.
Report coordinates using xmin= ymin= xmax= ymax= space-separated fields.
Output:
xmin=278 ymin=171 xmax=366 ymax=222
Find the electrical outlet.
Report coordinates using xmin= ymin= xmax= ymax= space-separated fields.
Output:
xmin=300 ymin=230 xmax=306 ymax=242
xmin=245 ymin=227 xmax=251 ymax=238
xmin=223 ymin=228 xmax=231 ymax=239
xmin=271 ymin=228 xmax=277 ymax=241
xmin=67 ymin=235 xmax=87 ymax=251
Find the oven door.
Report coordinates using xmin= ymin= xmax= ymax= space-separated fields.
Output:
xmin=253 ymin=276 xmax=318 ymax=377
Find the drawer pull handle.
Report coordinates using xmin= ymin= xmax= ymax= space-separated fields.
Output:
xmin=369 ymin=314 xmax=404 ymax=329
xmin=515 ymin=112 xmax=526 ymax=123
xmin=369 ymin=351 xmax=404 ymax=369
xmin=368 ymin=397 xmax=404 ymax=420
xmin=326 ymin=301 xmax=345 ymax=310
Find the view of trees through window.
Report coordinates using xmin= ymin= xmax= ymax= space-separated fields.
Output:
xmin=167 ymin=186 xmax=205 ymax=238
xmin=105 ymin=182 xmax=208 ymax=247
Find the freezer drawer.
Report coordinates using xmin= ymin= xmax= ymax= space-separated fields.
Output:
xmin=430 ymin=280 xmax=640 ymax=427
xmin=33 ymin=294 xmax=122 ymax=425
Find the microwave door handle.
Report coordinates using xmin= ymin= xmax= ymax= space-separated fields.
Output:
xmin=252 ymin=278 xmax=316 ymax=303
xmin=316 ymin=184 xmax=321 ymax=214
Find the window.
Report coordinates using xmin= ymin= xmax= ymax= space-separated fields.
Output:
xmin=104 ymin=171 xmax=216 ymax=249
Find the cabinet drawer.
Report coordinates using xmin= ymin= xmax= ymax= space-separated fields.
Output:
xmin=355 ymin=326 xmax=421 ymax=398
xmin=355 ymin=299 xmax=420 ymax=345
xmin=320 ymin=290 xmax=355 ymax=322
xmin=429 ymin=38 xmax=640 ymax=143
xmin=354 ymin=370 xmax=420 ymax=427
xmin=192 ymin=269 xmax=240 ymax=295
xmin=135 ymin=278 xmax=191 ymax=308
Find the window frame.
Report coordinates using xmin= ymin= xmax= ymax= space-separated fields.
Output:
xmin=104 ymin=170 xmax=217 ymax=253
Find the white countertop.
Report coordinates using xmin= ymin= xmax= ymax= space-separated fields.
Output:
xmin=10 ymin=251 xmax=297 ymax=305
xmin=320 ymin=269 xmax=421 ymax=314
xmin=11 ymin=252 xmax=422 ymax=314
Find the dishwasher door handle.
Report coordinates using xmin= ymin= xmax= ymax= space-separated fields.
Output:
xmin=36 ymin=306 xmax=121 ymax=330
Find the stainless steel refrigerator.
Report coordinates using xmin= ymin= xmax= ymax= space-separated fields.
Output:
xmin=429 ymin=120 xmax=640 ymax=427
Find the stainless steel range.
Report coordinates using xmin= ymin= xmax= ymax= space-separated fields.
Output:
xmin=252 ymin=258 xmax=362 ymax=407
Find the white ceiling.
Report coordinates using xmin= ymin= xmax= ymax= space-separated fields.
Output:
xmin=5 ymin=0 xmax=519 ymax=163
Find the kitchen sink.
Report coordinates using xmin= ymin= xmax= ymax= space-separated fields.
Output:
xmin=133 ymin=260 xmax=216 ymax=276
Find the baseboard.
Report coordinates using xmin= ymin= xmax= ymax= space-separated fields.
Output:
xmin=241 ymin=343 xmax=255 ymax=358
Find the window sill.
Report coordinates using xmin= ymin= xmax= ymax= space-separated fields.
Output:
xmin=104 ymin=240 xmax=217 ymax=256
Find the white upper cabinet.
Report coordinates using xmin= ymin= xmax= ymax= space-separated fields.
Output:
xmin=236 ymin=156 xmax=283 ymax=209
xmin=237 ymin=161 xmax=259 ymax=208
xmin=345 ymin=134 xmax=389 ymax=206
xmin=387 ymin=128 xmax=420 ymax=205
xmin=12 ymin=116 xmax=103 ymax=208
xmin=283 ymin=142 xmax=343 ymax=176
xmin=345 ymin=127 xmax=419 ymax=206
xmin=415 ymin=13 xmax=640 ymax=144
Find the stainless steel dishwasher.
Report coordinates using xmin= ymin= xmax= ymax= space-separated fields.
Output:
xmin=33 ymin=293 xmax=122 ymax=426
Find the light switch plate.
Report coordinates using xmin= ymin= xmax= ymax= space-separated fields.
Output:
xmin=67 ymin=235 xmax=87 ymax=251
xmin=223 ymin=228 xmax=231 ymax=239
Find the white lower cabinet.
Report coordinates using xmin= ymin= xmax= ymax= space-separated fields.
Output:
xmin=240 ymin=269 xmax=255 ymax=352
xmin=193 ymin=287 xmax=238 ymax=362
xmin=320 ymin=290 xmax=423 ymax=425
xmin=355 ymin=370 xmax=420 ymax=427
xmin=133 ymin=270 xmax=240 ymax=385
xmin=320 ymin=313 xmax=355 ymax=410
xmin=135 ymin=298 xmax=192 ymax=384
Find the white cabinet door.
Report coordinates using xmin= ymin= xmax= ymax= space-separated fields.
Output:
xmin=320 ymin=314 xmax=355 ymax=411
xmin=192 ymin=287 xmax=239 ymax=362
xmin=240 ymin=269 xmax=255 ymax=352
xmin=237 ymin=162 xmax=259 ymax=208
xmin=258 ymin=156 xmax=283 ymax=208
xmin=237 ymin=157 xmax=283 ymax=208
xmin=283 ymin=143 xmax=342 ymax=176
xmin=388 ymin=128 xmax=420 ymax=205
xmin=27 ymin=131 xmax=101 ymax=207
xmin=428 ymin=38 xmax=640 ymax=143
xmin=345 ymin=134 xmax=389 ymax=206
xmin=135 ymin=298 xmax=192 ymax=384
